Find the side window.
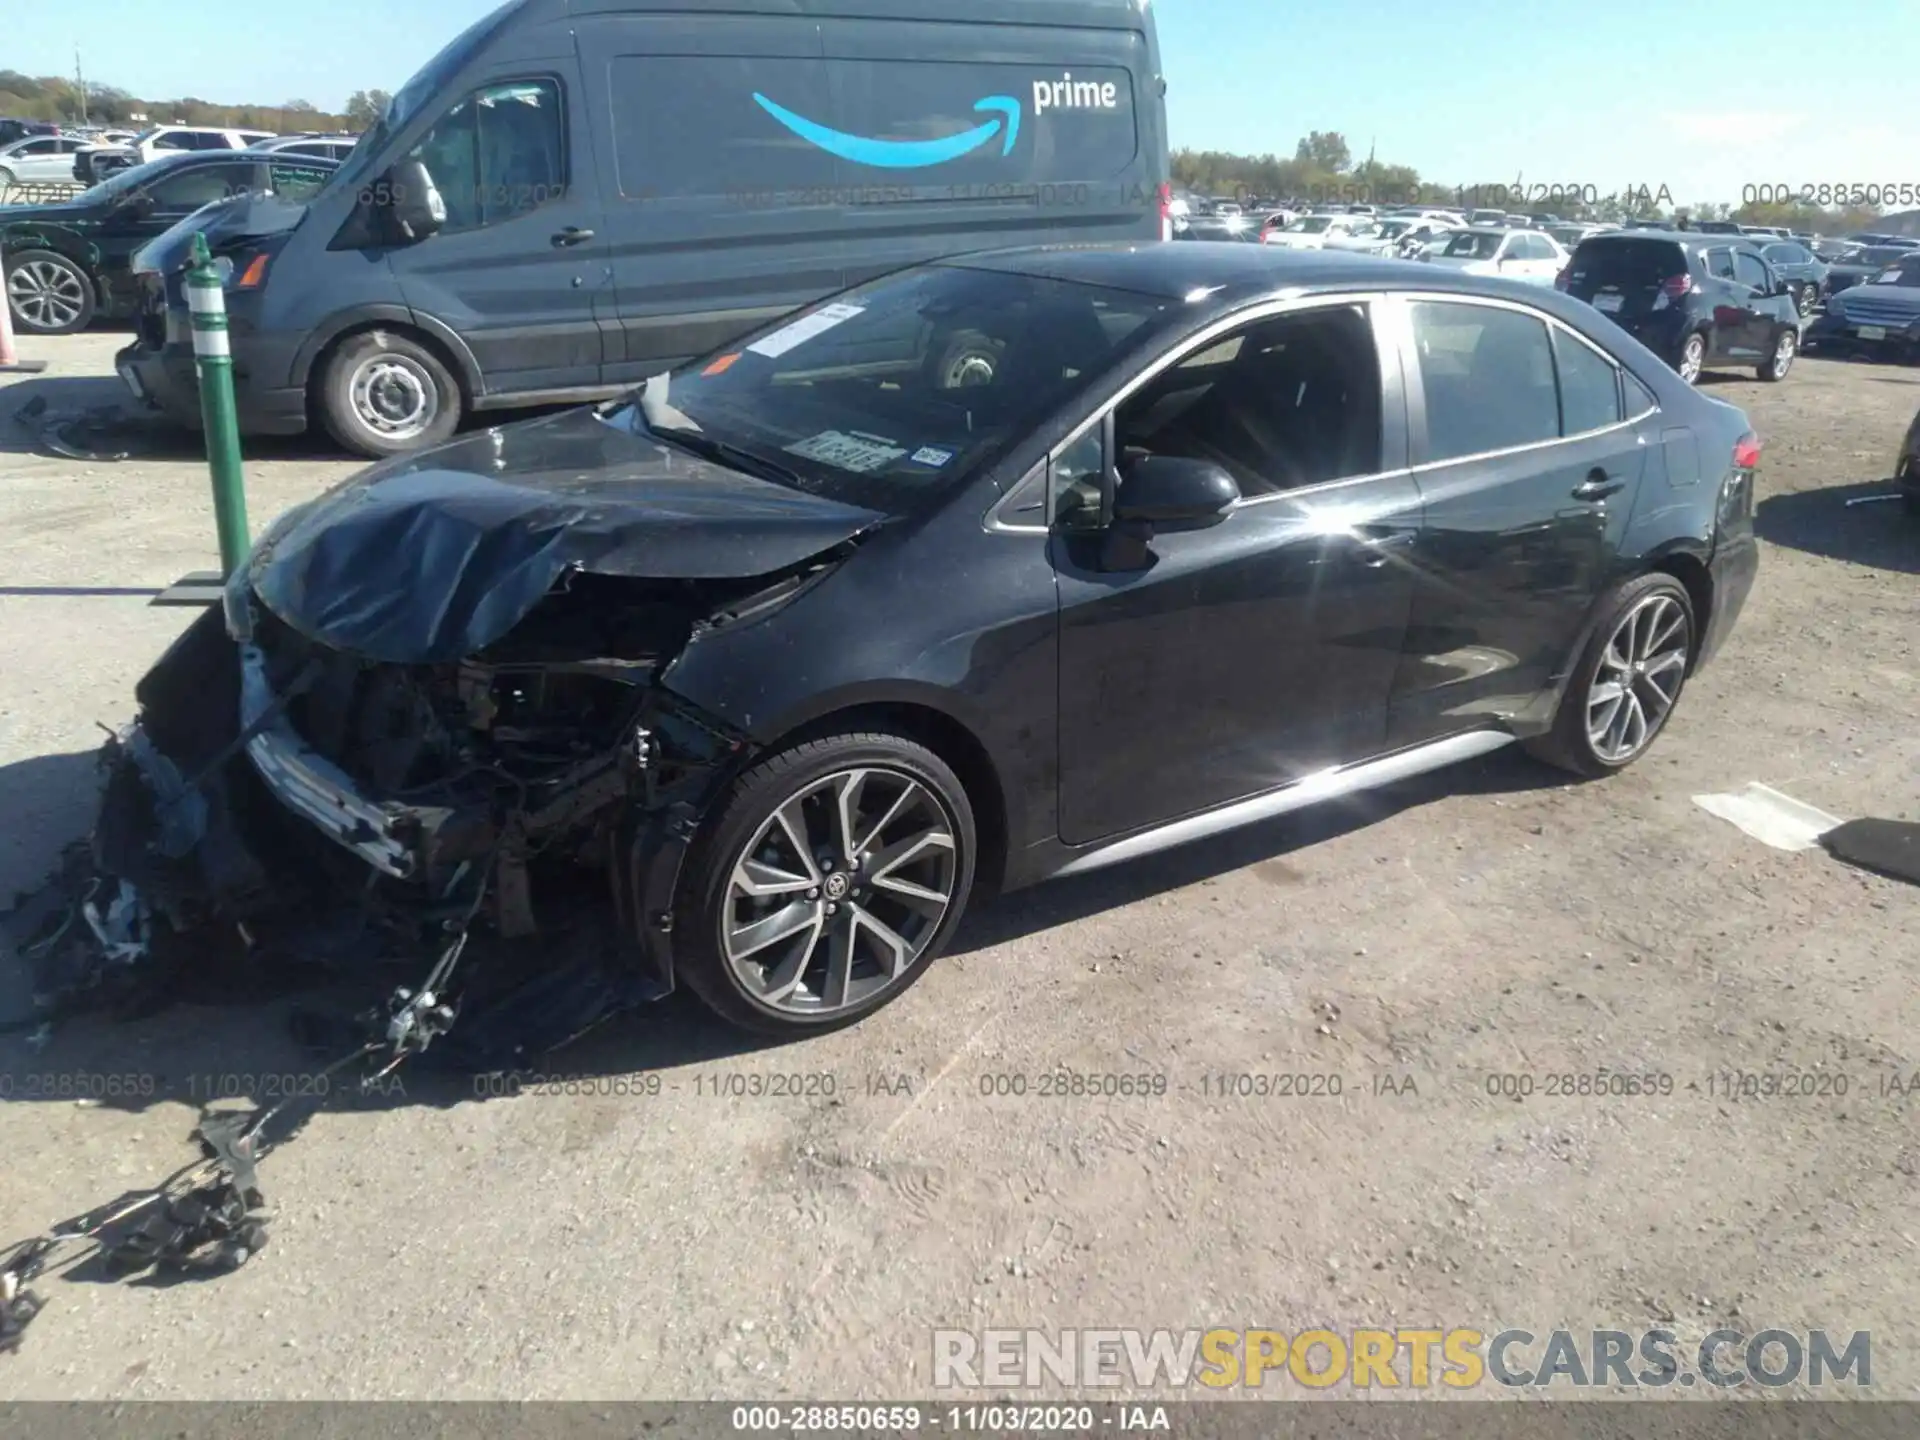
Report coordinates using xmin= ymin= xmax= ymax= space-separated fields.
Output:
xmin=1412 ymin=301 xmax=1558 ymax=462
xmin=151 ymin=132 xmax=192 ymax=151
xmin=195 ymin=133 xmax=232 ymax=151
xmin=1733 ymin=251 xmax=1770 ymax=291
xmin=147 ymin=163 xmax=254 ymax=211
xmin=1552 ymin=328 xmax=1622 ymax=436
xmin=1704 ymin=248 xmax=1737 ymax=281
xmin=1624 ymin=371 xmax=1659 ymax=419
xmin=283 ymin=142 xmax=327 ymax=158
xmin=410 ymin=78 xmax=565 ymax=234
xmin=1114 ymin=305 xmax=1382 ymax=496
xmin=20 ymin=139 xmax=56 ymax=155
xmin=1050 ymin=426 xmax=1109 ymax=532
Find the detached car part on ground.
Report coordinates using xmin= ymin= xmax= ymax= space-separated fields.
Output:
xmin=79 ymin=245 xmax=1761 ymax=1044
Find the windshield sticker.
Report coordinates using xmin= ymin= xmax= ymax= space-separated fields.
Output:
xmin=747 ymin=302 xmax=865 ymax=358
xmin=910 ymin=446 xmax=955 ymax=467
xmin=786 ymin=429 xmax=907 ymax=473
xmin=702 ymin=352 xmax=741 ymax=376
xmin=1875 ymin=270 xmax=1906 ymax=283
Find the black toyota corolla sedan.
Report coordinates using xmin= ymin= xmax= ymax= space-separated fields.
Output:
xmin=108 ymin=244 xmax=1760 ymax=1040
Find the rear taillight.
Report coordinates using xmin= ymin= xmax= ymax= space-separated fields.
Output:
xmin=1661 ymin=273 xmax=1694 ymax=298
xmin=1157 ymin=182 xmax=1172 ymax=243
xmin=1733 ymin=433 xmax=1763 ymax=471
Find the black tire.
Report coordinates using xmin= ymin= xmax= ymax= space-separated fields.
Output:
xmin=1527 ymin=573 xmax=1697 ymax=779
xmin=0 ymin=166 xmax=15 ymax=189
xmin=317 ymin=329 xmax=461 ymax=459
xmin=675 ymin=730 xmax=977 ymax=1035
xmin=1675 ymin=330 xmax=1707 ymax=385
xmin=1758 ymin=326 xmax=1796 ymax=382
xmin=4 ymin=247 xmax=95 ymax=335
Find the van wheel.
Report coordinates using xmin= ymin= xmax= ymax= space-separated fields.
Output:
xmin=928 ymin=329 xmax=1005 ymax=390
xmin=1527 ymin=574 xmax=1695 ymax=779
xmin=675 ymin=731 xmax=977 ymax=1035
xmin=5 ymin=248 xmax=95 ymax=335
xmin=319 ymin=330 xmax=462 ymax=458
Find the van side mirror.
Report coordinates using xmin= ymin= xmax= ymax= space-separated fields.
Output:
xmin=386 ymin=158 xmax=446 ymax=241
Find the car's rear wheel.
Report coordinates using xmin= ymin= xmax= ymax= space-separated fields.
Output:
xmin=1675 ymin=331 xmax=1706 ymax=385
xmin=5 ymin=248 xmax=94 ymax=335
xmin=1759 ymin=327 xmax=1796 ymax=382
xmin=318 ymin=329 xmax=462 ymax=458
xmin=1527 ymin=574 xmax=1696 ymax=779
xmin=676 ymin=731 xmax=977 ymax=1035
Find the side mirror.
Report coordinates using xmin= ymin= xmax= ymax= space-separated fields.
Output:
xmin=386 ymin=158 xmax=446 ymax=241
xmin=1114 ymin=454 xmax=1239 ymax=528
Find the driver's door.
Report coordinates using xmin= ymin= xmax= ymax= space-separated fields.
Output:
xmin=1052 ymin=300 xmax=1423 ymax=846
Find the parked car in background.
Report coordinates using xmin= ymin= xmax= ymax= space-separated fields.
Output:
xmin=2 ymin=150 xmax=338 ymax=335
xmin=1804 ymin=254 xmax=1920 ymax=361
xmin=247 ymin=133 xmax=361 ymax=163
xmin=1547 ymin=222 xmax=1612 ymax=249
xmin=1826 ymin=244 xmax=1915 ymax=297
xmin=1263 ymin=212 xmax=1373 ymax=250
xmin=1757 ymin=239 xmax=1829 ymax=316
xmin=0 ymin=135 xmax=90 ymax=189
xmin=1810 ymin=236 xmax=1853 ymax=261
xmin=0 ymin=118 xmax=60 ymax=147
xmin=1557 ymin=231 xmax=1800 ymax=384
xmin=1422 ymin=226 xmax=1568 ymax=284
xmin=1174 ymin=210 xmax=1256 ymax=242
xmin=1696 ymin=221 xmax=1742 ymax=235
xmin=1845 ymin=232 xmax=1920 ymax=249
xmin=77 ymin=124 xmax=282 ymax=185
xmin=1397 ymin=221 xmax=1456 ymax=258
xmin=115 ymin=0 xmax=1172 ymax=457
xmin=1466 ymin=208 xmax=1507 ymax=226
xmin=136 ymin=241 xmax=1759 ymax=1034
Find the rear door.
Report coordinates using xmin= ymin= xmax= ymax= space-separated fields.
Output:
xmin=1388 ymin=296 xmax=1646 ymax=746
xmin=386 ymin=63 xmax=613 ymax=399
xmin=1730 ymin=248 xmax=1781 ymax=350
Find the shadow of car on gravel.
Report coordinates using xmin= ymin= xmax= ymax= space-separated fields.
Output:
xmin=1756 ymin=481 xmax=1919 ymax=575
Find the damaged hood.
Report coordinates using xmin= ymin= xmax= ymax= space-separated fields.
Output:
xmin=248 ymin=407 xmax=885 ymax=663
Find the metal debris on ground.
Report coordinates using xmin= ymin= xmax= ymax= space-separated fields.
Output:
xmin=9 ymin=394 xmax=141 ymax=462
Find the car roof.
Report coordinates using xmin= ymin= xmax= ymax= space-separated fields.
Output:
xmin=940 ymin=242 xmax=1584 ymax=305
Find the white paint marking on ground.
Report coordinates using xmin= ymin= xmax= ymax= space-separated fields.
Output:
xmin=1691 ymin=782 xmax=1844 ymax=852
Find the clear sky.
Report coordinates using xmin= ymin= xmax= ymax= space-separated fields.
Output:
xmin=9 ymin=0 xmax=1919 ymax=207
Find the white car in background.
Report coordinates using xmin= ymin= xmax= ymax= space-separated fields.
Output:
xmin=1421 ymin=226 xmax=1569 ymax=284
xmin=0 ymin=135 xmax=89 ymax=187
xmin=1396 ymin=221 xmax=1458 ymax=258
xmin=1263 ymin=212 xmax=1374 ymax=250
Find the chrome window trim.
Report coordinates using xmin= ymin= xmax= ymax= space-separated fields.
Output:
xmin=982 ymin=291 xmax=1399 ymax=533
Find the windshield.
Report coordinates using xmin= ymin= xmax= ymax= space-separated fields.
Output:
xmin=1444 ymin=231 xmax=1504 ymax=259
xmin=1870 ymin=265 xmax=1920 ymax=287
xmin=325 ymin=0 xmax=522 ymax=193
xmin=1287 ymin=216 xmax=1333 ymax=233
xmin=1839 ymin=246 xmax=1907 ymax=267
xmin=614 ymin=264 xmax=1174 ymax=515
xmin=73 ymin=154 xmax=194 ymax=204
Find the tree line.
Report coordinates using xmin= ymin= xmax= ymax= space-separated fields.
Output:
xmin=0 ymin=70 xmax=394 ymax=135
xmin=1174 ymin=133 xmax=1895 ymax=235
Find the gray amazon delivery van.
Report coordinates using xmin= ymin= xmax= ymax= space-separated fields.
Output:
xmin=119 ymin=0 xmax=1171 ymax=456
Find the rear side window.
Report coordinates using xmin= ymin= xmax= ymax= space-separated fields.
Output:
xmin=410 ymin=79 xmax=566 ymax=232
xmin=1569 ymin=239 xmax=1686 ymax=288
xmin=148 ymin=162 xmax=254 ymax=210
xmin=1704 ymin=248 xmax=1738 ymax=281
xmin=1553 ymin=329 xmax=1621 ymax=436
xmin=1412 ymin=302 xmax=1558 ymax=462
xmin=605 ymin=56 xmax=1139 ymax=201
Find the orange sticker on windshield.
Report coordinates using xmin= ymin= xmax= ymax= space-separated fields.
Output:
xmin=702 ymin=353 xmax=741 ymax=376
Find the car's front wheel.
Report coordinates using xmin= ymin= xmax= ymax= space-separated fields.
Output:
xmin=1675 ymin=330 xmax=1706 ymax=385
xmin=677 ymin=731 xmax=977 ymax=1034
xmin=1796 ymin=282 xmax=1818 ymax=317
xmin=318 ymin=329 xmax=462 ymax=458
xmin=1528 ymin=574 xmax=1696 ymax=779
xmin=5 ymin=248 xmax=95 ymax=335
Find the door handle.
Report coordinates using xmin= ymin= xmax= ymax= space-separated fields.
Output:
xmin=1356 ymin=528 xmax=1416 ymax=567
xmin=1572 ymin=472 xmax=1625 ymax=502
xmin=551 ymin=226 xmax=595 ymax=247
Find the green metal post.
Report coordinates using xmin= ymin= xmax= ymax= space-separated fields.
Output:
xmin=187 ymin=231 xmax=250 ymax=577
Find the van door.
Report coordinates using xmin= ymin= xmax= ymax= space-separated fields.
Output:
xmin=385 ymin=61 xmax=612 ymax=400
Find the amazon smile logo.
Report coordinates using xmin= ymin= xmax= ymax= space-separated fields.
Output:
xmin=753 ymin=93 xmax=1023 ymax=170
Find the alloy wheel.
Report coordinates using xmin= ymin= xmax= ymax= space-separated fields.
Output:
xmin=1677 ymin=335 xmax=1705 ymax=385
xmin=1796 ymin=284 xmax=1817 ymax=318
xmin=348 ymin=355 xmax=439 ymax=441
xmin=7 ymin=258 xmax=87 ymax=331
xmin=1770 ymin=330 xmax=1796 ymax=379
xmin=1586 ymin=593 xmax=1690 ymax=765
xmin=721 ymin=767 xmax=958 ymax=1016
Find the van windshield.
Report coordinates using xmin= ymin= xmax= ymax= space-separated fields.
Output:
xmin=614 ymin=262 xmax=1175 ymax=517
xmin=325 ymin=0 xmax=524 ymax=193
